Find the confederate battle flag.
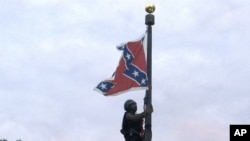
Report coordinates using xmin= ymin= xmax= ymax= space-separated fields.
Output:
xmin=94 ymin=33 xmax=148 ymax=96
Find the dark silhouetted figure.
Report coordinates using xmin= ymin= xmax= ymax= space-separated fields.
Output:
xmin=121 ymin=99 xmax=153 ymax=141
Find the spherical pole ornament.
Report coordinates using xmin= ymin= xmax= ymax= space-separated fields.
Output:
xmin=145 ymin=3 xmax=155 ymax=13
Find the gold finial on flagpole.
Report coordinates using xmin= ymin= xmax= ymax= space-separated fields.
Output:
xmin=145 ymin=3 xmax=155 ymax=13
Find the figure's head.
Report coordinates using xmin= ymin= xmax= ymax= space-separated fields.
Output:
xmin=124 ymin=99 xmax=137 ymax=112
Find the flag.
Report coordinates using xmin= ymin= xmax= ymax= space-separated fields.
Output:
xmin=94 ymin=33 xmax=148 ymax=96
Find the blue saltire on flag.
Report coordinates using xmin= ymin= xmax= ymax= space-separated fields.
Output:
xmin=94 ymin=33 xmax=148 ymax=96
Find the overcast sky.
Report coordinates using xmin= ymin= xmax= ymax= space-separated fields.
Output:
xmin=0 ymin=0 xmax=250 ymax=141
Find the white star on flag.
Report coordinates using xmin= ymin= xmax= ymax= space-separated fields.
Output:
xmin=100 ymin=83 xmax=107 ymax=90
xmin=141 ymin=79 xmax=146 ymax=84
xmin=126 ymin=53 xmax=131 ymax=60
xmin=132 ymin=70 xmax=139 ymax=77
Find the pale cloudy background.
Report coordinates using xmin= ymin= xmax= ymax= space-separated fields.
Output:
xmin=0 ymin=0 xmax=250 ymax=141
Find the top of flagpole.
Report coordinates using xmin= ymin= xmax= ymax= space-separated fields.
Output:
xmin=145 ymin=3 xmax=155 ymax=14
xmin=145 ymin=3 xmax=155 ymax=26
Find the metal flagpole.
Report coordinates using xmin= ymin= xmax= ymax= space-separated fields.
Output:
xmin=144 ymin=3 xmax=155 ymax=141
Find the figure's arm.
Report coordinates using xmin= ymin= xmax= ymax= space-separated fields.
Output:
xmin=125 ymin=112 xmax=146 ymax=121
xmin=126 ymin=105 xmax=153 ymax=121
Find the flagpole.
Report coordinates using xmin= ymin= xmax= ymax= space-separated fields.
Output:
xmin=144 ymin=3 xmax=155 ymax=141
